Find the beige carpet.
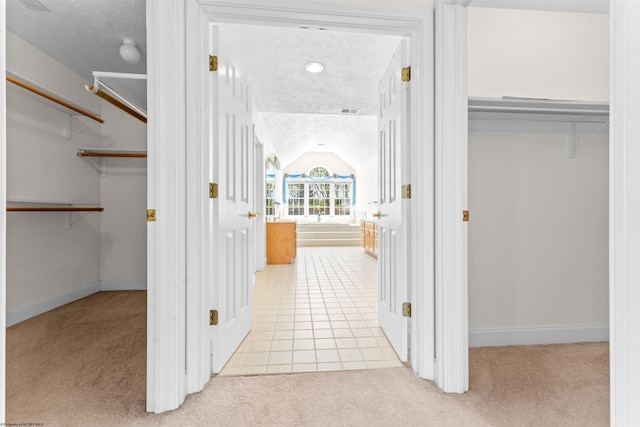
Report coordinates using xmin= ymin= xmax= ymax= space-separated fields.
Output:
xmin=7 ymin=292 xmax=609 ymax=426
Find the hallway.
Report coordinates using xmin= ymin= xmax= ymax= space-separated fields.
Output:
xmin=219 ymin=246 xmax=403 ymax=375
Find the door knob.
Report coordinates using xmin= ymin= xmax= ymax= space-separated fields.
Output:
xmin=248 ymin=211 xmax=259 ymax=219
xmin=372 ymin=212 xmax=381 ymax=219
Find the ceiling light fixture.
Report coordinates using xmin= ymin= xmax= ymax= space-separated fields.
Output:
xmin=119 ymin=38 xmax=141 ymax=65
xmin=305 ymin=61 xmax=324 ymax=73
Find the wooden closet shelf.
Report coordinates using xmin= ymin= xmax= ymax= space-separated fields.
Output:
xmin=7 ymin=207 xmax=104 ymax=212
xmin=77 ymin=149 xmax=147 ymax=158
xmin=6 ymin=74 xmax=104 ymax=124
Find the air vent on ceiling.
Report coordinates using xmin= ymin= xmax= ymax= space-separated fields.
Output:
xmin=340 ymin=108 xmax=359 ymax=114
xmin=19 ymin=0 xmax=51 ymax=11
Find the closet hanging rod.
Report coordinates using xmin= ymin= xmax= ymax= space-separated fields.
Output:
xmin=7 ymin=207 xmax=104 ymax=212
xmin=77 ymin=149 xmax=147 ymax=158
xmin=86 ymin=72 xmax=147 ymax=124
xmin=86 ymin=85 xmax=147 ymax=124
xmin=6 ymin=75 xmax=104 ymax=124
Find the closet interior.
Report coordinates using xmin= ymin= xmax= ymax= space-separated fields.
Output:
xmin=466 ymin=7 xmax=610 ymax=347
xmin=5 ymin=31 xmax=147 ymax=327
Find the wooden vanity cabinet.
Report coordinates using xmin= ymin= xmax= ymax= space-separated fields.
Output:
xmin=266 ymin=221 xmax=297 ymax=264
xmin=360 ymin=220 xmax=378 ymax=258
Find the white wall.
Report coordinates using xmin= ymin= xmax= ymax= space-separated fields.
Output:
xmin=255 ymin=112 xmax=276 ymax=160
xmin=98 ymin=101 xmax=147 ymax=288
xmin=469 ymin=127 xmax=608 ymax=337
xmin=468 ymin=7 xmax=609 ymax=102
xmin=6 ymin=32 xmax=102 ymax=321
xmin=355 ymin=155 xmax=378 ymax=220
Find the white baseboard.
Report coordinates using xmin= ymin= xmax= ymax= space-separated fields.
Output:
xmin=100 ymin=280 xmax=147 ymax=291
xmin=7 ymin=281 xmax=102 ymax=327
xmin=7 ymin=280 xmax=147 ymax=327
xmin=469 ymin=325 xmax=609 ymax=348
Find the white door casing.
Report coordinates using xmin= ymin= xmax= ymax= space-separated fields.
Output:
xmin=377 ymin=40 xmax=410 ymax=362
xmin=610 ymin=1 xmax=640 ymax=424
xmin=434 ymin=2 xmax=469 ymax=393
xmin=146 ymin=0 xmax=188 ymax=413
xmin=149 ymin=0 xmax=435 ymax=413
xmin=208 ymin=26 xmax=254 ymax=374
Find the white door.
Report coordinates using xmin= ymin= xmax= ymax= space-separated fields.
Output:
xmin=209 ymin=26 xmax=255 ymax=373
xmin=377 ymin=40 xmax=409 ymax=362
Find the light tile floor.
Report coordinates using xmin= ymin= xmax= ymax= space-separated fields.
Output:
xmin=219 ymin=246 xmax=403 ymax=376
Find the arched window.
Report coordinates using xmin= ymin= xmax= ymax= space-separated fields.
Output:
xmin=309 ymin=166 xmax=330 ymax=178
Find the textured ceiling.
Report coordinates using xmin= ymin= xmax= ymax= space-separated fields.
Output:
xmin=219 ymin=24 xmax=403 ymax=169
xmin=219 ymin=24 xmax=403 ymax=116
xmin=7 ymin=0 xmax=146 ymax=80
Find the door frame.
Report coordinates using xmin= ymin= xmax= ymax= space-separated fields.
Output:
xmin=0 ymin=2 xmax=6 ymax=422
xmin=437 ymin=0 xmax=640 ymax=422
xmin=434 ymin=2 xmax=469 ymax=393
xmin=147 ymin=0 xmax=435 ymax=413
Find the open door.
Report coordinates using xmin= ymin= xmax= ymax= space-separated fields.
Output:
xmin=377 ymin=40 xmax=410 ymax=362
xmin=209 ymin=26 xmax=255 ymax=373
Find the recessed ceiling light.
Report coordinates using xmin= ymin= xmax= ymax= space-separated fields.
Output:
xmin=305 ymin=61 xmax=324 ymax=73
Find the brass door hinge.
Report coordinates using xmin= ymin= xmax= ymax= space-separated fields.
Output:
xmin=402 ymin=66 xmax=411 ymax=82
xmin=209 ymin=55 xmax=218 ymax=72
xmin=402 ymin=302 xmax=412 ymax=317
xmin=147 ymin=209 xmax=156 ymax=222
xmin=210 ymin=183 xmax=218 ymax=199
xmin=402 ymin=184 xmax=411 ymax=199
xmin=210 ymin=310 xmax=218 ymax=326
xmin=463 ymin=210 xmax=469 ymax=222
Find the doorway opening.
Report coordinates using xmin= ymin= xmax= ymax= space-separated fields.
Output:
xmin=212 ymin=23 xmax=408 ymax=375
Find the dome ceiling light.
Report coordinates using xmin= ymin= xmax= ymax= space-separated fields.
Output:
xmin=120 ymin=38 xmax=141 ymax=64
xmin=305 ymin=61 xmax=324 ymax=73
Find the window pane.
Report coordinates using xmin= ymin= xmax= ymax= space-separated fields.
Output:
xmin=288 ymin=183 xmax=305 ymax=215
xmin=309 ymin=183 xmax=330 ymax=216
xmin=334 ymin=183 xmax=351 ymax=216
xmin=265 ymin=182 xmax=275 ymax=216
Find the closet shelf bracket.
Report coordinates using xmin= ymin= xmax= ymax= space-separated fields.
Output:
xmin=567 ymin=122 xmax=579 ymax=158
xmin=63 ymin=117 xmax=92 ymax=141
